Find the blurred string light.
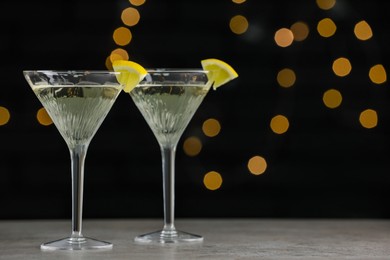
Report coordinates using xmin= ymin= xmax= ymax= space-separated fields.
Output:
xmin=227 ymin=0 xmax=271 ymax=178
xmin=182 ymin=118 xmax=224 ymax=188
xmin=316 ymin=0 xmax=386 ymax=131
xmin=203 ymin=171 xmax=223 ymax=190
xmin=37 ymin=107 xmax=53 ymax=126
xmin=130 ymin=0 xmax=145 ymax=6
xmin=369 ymin=64 xmax=387 ymax=84
xmin=247 ymin=156 xmax=267 ymax=175
xmin=106 ymin=0 xmax=146 ymax=69
xmin=232 ymin=0 xmax=246 ymax=4
xmin=359 ymin=109 xmax=378 ymax=129
xmin=0 ymin=106 xmax=10 ymax=126
xmin=204 ymin=0 xmax=387 ymax=183
xmin=323 ymin=89 xmax=342 ymax=109
xmin=183 ymin=136 xmax=202 ymax=157
xmin=270 ymin=115 xmax=289 ymax=134
xmin=106 ymin=48 xmax=130 ymax=70
xmin=182 ymin=118 xmax=222 ymax=157
xmin=317 ymin=18 xmax=337 ymax=37
xmin=332 ymin=57 xmax=352 ymax=77
xmin=264 ymin=0 xmax=387 ymax=178
xmin=316 ymin=0 xmax=336 ymax=10
xmin=112 ymin=48 xmax=130 ymax=61
xmin=182 ymin=117 xmax=224 ymax=190
xmin=314 ymin=0 xmax=385 ymax=130
xmin=229 ymin=15 xmax=248 ymax=35
xmin=229 ymin=0 xmax=387 ymax=179
xmin=230 ymin=0 xmax=248 ymax=35
xmin=121 ymin=7 xmax=140 ymax=27
xmin=229 ymin=0 xmax=270 ymax=177
xmin=274 ymin=28 xmax=294 ymax=47
xmin=202 ymin=118 xmax=221 ymax=137
xmin=277 ymin=68 xmax=296 ymax=88
xmin=181 ymin=0 xmax=251 ymax=189
xmin=113 ymin=27 xmax=132 ymax=46
xmin=290 ymin=21 xmax=310 ymax=41
xmin=354 ymin=20 xmax=373 ymax=41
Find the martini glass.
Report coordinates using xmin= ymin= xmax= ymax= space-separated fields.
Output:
xmin=23 ymin=70 xmax=123 ymax=250
xmin=129 ymin=69 xmax=210 ymax=243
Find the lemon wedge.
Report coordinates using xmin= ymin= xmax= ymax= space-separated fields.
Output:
xmin=201 ymin=58 xmax=238 ymax=90
xmin=112 ymin=60 xmax=148 ymax=93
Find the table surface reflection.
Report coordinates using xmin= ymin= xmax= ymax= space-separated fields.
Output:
xmin=1 ymin=219 xmax=389 ymax=259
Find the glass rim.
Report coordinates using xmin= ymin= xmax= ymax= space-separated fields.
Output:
xmin=23 ymin=70 xmax=121 ymax=74
xmin=144 ymin=69 xmax=208 ymax=73
xmin=23 ymin=69 xmax=209 ymax=75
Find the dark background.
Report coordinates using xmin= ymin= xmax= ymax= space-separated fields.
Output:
xmin=0 ymin=0 xmax=389 ymax=219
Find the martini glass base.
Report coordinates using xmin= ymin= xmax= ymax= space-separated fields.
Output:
xmin=40 ymin=237 xmax=113 ymax=251
xmin=135 ymin=230 xmax=203 ymax=244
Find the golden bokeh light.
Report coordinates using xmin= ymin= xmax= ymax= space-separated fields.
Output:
xmin=183 ymin=136 xmax=202 ymax=157
xmin=359 ymin=109 xmax=378 ymax=129
xmin=332 ymin=57 xmax=352 ymax=77
xmin=323 ymin=89 xmax=342 ymax=109
xmin=0 ymin=106 xmax=10 ymax=126
xmin=121 ymin=7 xmax=140 ymax=27
xmin=110 ymin=48 xmax=129 ymax=63
xmin=109 ymin=53 xmax=123 ymax=64
xmin=277 ymin=68 xmax=296 ymax=88
xmin=229 ymin=15 xmax=249 ymax=35
xmin=248 ymin=156 xmax=267 ymax=175
xmin=203 ymin=171 xmax=223 ymax=191
xmin=274 ymin=28 xmax=294 ymax=47
xmin=316 ymin=0 xmax=336 ymax=10
xmin=369 ymin=64 xmax=387 ymax=84
xmin=202 ymin=118 xmax=221 ymax=137
xmin=130 ymin=0 xmax=146 ymax=6
xmin=37 ymin=107 xmax=53 ymax=126
xmin=232 ymin=0 xmax=246 ymax=3
xmin=105 ymin=56 xmax=113 ymax=70
xmin=290 ymin=21 xmax=309 ymax=41
xmin=113 ymin=27 xmax=132 ymax=46
xmin=270 ymin=115 xmax=289 ymax=134
xmin=317 ymin=18 xmax=337 ymax=38
xmin=354 ymin=20 xmax=373 ymax=41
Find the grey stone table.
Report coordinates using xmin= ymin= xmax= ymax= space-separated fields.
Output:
xmin=1 ymin=219 xmax=390 ymax=259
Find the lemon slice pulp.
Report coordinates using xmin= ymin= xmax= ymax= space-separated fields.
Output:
xmin=201 ymin=58 xmax=238 ymax=90
xmin=112 ymin=60 xmax=148 ymax=93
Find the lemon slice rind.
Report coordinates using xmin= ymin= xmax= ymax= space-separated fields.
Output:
xmin=112 ymin=60 xmax=148 ymax=93
xmin=201 ymin=58 xmax=238 ymax=90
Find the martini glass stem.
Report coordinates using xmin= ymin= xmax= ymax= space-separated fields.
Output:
xmin=69 ymin=143 xmax=88 ymax=241
xmin=161 ymin=144 xmax=178 ymax=237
